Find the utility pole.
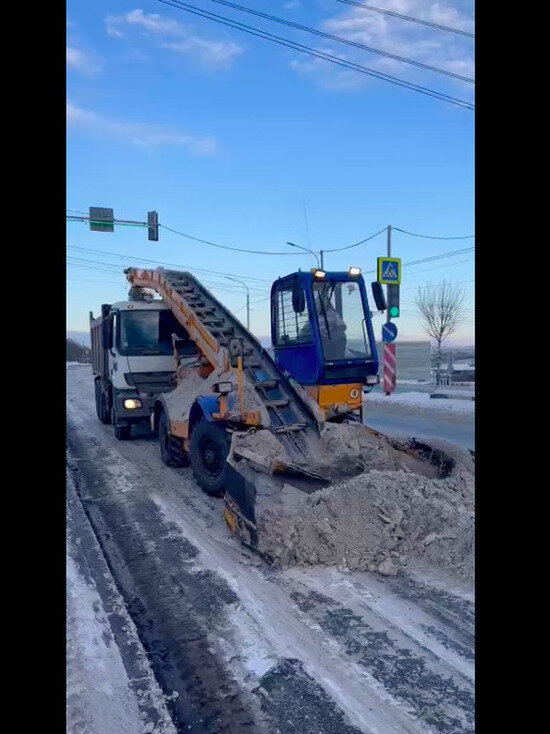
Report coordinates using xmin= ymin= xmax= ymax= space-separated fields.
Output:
xmin=386 ymin=225 xmax=391 ymax=323
xmin=320 ymin=250 xmax=324 ymax=270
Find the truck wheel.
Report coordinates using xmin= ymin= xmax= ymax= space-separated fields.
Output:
xmin=94 ymin=380 xmax=111 ymax=424
xmin=114 ymin=423 xmax=131 ymax=440
xmin=189 ymin=420 xmax=231 ymax=497
xmin=159 ymin=411 xmax=188 ymax=467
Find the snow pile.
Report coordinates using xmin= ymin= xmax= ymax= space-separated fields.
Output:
xmin=252 ymin=441 xmax=474 ymax=582
xmin=232 ymin=422 xmax=443 ymax=480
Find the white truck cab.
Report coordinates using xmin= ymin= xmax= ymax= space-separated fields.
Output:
xmin=90 ymin=298 xmax=198 ymax=439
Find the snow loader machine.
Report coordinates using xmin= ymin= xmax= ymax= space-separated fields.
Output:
xmin=124 ymin=266 xmax=452 ymax=554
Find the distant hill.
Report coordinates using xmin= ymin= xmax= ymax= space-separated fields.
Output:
xmin=68 ymin=331 xmax=91 ymax=347
xmin=67 ymin=338 xmax=91 ymax=363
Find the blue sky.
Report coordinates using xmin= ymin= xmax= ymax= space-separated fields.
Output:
xmin=67 ymin=0 xmax=475 ymax=343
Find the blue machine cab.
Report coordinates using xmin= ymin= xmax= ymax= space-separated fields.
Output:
xmin=270 ymin=268 xmax=380 ymax=420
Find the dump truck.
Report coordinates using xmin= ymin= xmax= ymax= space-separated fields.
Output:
xmin=92 ymin=265 xmax=454 ymax=555
xmin=89 ymin=296 xmax=200 ymax=439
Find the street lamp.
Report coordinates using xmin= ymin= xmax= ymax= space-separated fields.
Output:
xmin=225 ymin=275 xmax=250 ymax=330
xmin=286 ymin=242 xmax=323 ymax=269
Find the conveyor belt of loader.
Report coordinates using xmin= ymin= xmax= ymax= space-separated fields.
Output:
xmin=160 ymin=269 xmax=321 ymax=460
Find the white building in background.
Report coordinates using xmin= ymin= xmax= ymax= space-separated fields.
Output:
xmin=376 ymin=341 xmax=431 ymax=382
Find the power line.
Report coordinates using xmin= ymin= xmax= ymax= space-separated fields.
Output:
xmin=323 ymin=227 xmax=387 ymax=253
xmin=156 ymin=0 xmax=474 ymax=110
xmin=205 ymin=0 xmax=473 ymax=83
xmin=362 ymin=246 xmax=475 ymax=274
xmin=404 ymin=257 xmax=473 ymax=275
xmin=160 ymin=223 xmax=305 ymax=256
xmin=324 ymin=229 xmax=474 ymax=256
xmin=67 ymin=258 xmax=269 ymax=295
xmin=393 ymin=227 xmax=475 ymax=240
xmin=66 ymin=255 xmax=269 ymax=293
xmin=336 ymin=0 xmax=475 ymax=39
xmin=67 ymin=278 xmax=126 ymax=284
xmin=67 ymin=262 xmax=269 ymax=299
xmin=67 ymin=245 xmax=275 ymax=282
xmin=404 ymin=247 xmax=475 ymax=267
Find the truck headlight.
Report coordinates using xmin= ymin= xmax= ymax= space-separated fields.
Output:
xmin=348 ymin=267 xmax=361 ymax=276
xmin=123 ymin=398 xmax=142 ymax=410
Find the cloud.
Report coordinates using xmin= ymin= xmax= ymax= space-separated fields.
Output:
xmin=290 ymin=48 xmax=367 ymax=91
xmin=105 ymin=8 xmax=243 ymax=68
xmin=66 ymin=46 xmax=101 ymax=75
xmin=67 ymin=102 xmax=217 ymax=155
xmin=289 ymin=1 xmax=474 ymax=94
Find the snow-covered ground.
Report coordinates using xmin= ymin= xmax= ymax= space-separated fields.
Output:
xmin=66 ymin=554 xmax=145 ymax=734
xmin=67 ymin=364 xmax=474 ymax=733
xmin=67 ymin=469 xmax=177 ymax=734
xmin=365 ymin=390 xmax=475 ymax=415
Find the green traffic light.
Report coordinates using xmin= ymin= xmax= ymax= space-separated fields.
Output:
xmin=390 ymin=306 xmax=400 ymax=317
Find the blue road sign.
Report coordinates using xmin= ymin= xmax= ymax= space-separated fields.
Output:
xmin=377 ymin=257 xmax=402 ymax=285
xmin=382 ymin=322 xmax=398 ymax=343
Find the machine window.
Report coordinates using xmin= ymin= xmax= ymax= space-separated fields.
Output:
xmin=274 ymin=285 xmax=312 ymax=346
xmin=312 ymin=281 xmax=371 ymax=361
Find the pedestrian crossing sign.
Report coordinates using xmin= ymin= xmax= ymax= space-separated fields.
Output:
xmin=377 ymin=257 xmax=402 ymax=285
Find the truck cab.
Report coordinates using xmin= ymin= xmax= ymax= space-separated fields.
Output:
xmin=90 ymin=299 xmax=197 ymax=439
xmin=271 ymin=269 xmax=380 ymax=420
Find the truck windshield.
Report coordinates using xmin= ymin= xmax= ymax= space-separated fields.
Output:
xmin=118 ymin=310 xmax=187 ymax=356
xmin=312 ymin=281 xmax=371 ymax=362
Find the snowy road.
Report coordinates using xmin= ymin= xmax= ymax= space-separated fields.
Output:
xmin=363 ymin=403 xmax=474 ymax=452
xmin=67 ymin=364 xmax=474 ymax=734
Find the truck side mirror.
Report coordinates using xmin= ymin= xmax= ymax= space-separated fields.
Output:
xmin=292 ymin=287 xmax=305 ymax=314
xmin=371 ymin=282 xmax=387 ymax=311
xmin=102 ymin=317 xmax=113 ymax=349
xmin=228 ymin=337 xmax=244 ymax=368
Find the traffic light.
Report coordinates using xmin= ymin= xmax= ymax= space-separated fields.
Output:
xmin=147 ymin=210 xmax=159 ymax=241
xmin=387 ymin=284 xmax=400 ymax=318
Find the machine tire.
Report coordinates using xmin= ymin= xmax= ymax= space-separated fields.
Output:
xmin=95 ymin=380 xmax=111 ymax=424
xmin=189 ymin=420 xmax=231 ymax=497
xmin=159 ymin=411 xmax=188 ymax=467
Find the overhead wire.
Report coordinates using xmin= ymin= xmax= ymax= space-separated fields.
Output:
xmin=159 ymin=223 xmax=305 ymax=255
xmin=323 ymin=227 xmax=387 ymax=253
xmin=156 ymin=0 xmax=474 ymax=110
xmin=204 ymin=0 xmax=474 ymax=83
xmin=66 ymin=258 xmax=270 ymax=296
xmin=393 ymin=227 xmax=475 ymax=240
xmin=66 ymin=244 xmax=275 ymax=283
xmin=336 ymin=0 xmax=475 ymax=39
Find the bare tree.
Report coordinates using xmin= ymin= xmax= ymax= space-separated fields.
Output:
xmin=415 ymin=280 xmax=465 ymax=385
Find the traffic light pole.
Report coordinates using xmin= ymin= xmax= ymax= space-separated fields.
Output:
xmin=66 ymin=208 xmax=159 ymax=241
xmin=386 ymin=225 xmax=391 ymax=323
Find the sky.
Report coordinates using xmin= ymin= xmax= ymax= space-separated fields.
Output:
xmin=67 ymin=0 xmax=475 ymax=344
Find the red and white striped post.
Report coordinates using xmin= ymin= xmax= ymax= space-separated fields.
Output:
xmin=383 ymin=342 xmax=396 ymax=395
xmin=384 ymin=225 xmax=396 ymax=395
